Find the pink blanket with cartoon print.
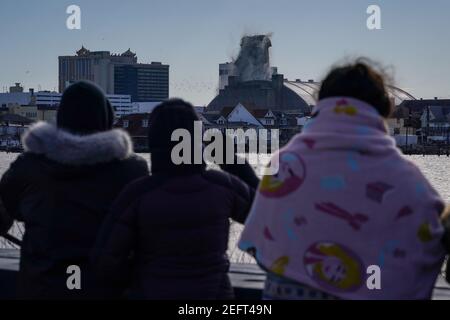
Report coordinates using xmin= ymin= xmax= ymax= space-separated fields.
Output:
xmin=238 ymin=97 xmax=446 ymax=299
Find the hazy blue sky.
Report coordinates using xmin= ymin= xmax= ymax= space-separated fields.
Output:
xmin=1 ymin=0 xmax=449 ymax=105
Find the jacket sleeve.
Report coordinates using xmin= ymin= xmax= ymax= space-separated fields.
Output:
xmin=217 ymin=132 xmax=260 ymax=189
xmin=127 ymin=155 xmax=150 ymax=179
xmin=0 ymin=198 xmax=13 ymax=235
xmin=0 ymin=154 xmax=31 ymax=222
xmin=228 ymin=173 xmax=256 ymax=224
xmin=91 ymin=183 xmax=140 ymax=284
xmin=220 ymin=157 xmax=260 ymax=190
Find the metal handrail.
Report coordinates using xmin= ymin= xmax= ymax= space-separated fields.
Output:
xmin=0 ymin=234 xmax=21 ymax=247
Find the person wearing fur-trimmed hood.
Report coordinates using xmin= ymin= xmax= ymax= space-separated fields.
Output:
xmin=0 ymin=81 xmax=149 ymax=299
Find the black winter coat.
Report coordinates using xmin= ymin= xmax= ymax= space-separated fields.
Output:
xmin=92 ymin=169 xmax=255 ymax=300
xmin=0 ymin=122 xmax=149 ymax=299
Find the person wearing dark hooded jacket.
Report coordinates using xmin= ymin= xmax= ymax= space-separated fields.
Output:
xmin=0 ymin=81 xmax=149 ymax=299
xmin=91 ymin=99 xmax=257 ymax=300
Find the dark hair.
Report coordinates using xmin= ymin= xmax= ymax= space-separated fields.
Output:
xmin=318 ymin=59 xmax=393 ymax=118
xmin=57 ymin=81 xmax=114 ymax=135
xmin=147 ymin=99 xmax=204 ymax=173
xmin=148 ymin=99 xmax=199 ymax=149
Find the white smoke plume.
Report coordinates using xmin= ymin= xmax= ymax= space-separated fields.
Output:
xmin=233 ymin=34 xmax=273 ymax=82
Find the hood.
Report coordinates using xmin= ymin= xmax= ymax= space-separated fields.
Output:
xmin=238 ymin=96 xmax=445 ymax=299
xmin=293 ymin=97 xmax=397 ymax=155
xmin=22 ymin=121 xmax=134 ymax=166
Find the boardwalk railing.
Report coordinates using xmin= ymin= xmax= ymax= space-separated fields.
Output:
xmin=1 ymin=249 xmax=449 ymax=300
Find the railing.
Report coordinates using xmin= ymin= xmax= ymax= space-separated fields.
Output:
xmin=2 ymin=221 xmax=254 ymax=264
xmin=0 ymin=222 xmax=23 ymax=249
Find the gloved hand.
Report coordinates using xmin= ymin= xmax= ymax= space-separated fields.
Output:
xmin=217 ymin=133 xmax=260 ymax=189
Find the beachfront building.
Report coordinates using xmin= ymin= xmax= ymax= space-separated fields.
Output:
xmin=386 ymin=118 xmax=408 ymax=136
xmin=106 ymin=94 xmax=135 ymax=117
xmin=131 ymin=102 xmax=161 ymax=114
xmin=419 ymin=105 xmax=450 ymax=143
xmin=0 ymin=86 xmax=137 ymax=118
xmin=1 ymin=104 xmax=38 ymax=121
xmin=398 ymin=98 xmax=450 ymax=114
xmin=0 ymin=114 xmax=32 ymax=133
xmin=36 ymin=106 xmax=58 ymax=122
xmin=58 ymin=47 xmax=137 ymax=93
xmin=59 ymin=47 xmax=169 ymax=102
xmin=209 ymin=75 xmax=314 ymax=114
xmin=114 ymin=62 xmax=169 ymax=102
xmin=0 ymin=103 xmax=57 ymax=125
xmin=0 ymin=114 xmax=33 ymax=150
xmin=392 ymin=98 xmax=450 ymax=145
xmin=202 ymin=102 xmax=304 ymax=146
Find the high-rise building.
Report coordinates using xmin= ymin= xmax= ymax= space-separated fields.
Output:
xmin=58 ymin=47 xmax=169 ymax=102
xmin=114 ymin=62 xmax=169 ymax=102
xmin=58 ymin=47 xmax=136 ymax=93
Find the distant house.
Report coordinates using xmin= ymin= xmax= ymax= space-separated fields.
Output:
xmin=227 ymin=104 xmax=264 ymax=128
xmin=250 ymin=109 xmax=276 ymax=126
xmin=273 ymin=111 xmax=299 ymax=127
xmin=203 ymin=103 xmax=306 ymax=128
xmin=0 ymin=114 xmax=33 ymax=126
xmin=0 ymin=102 xmax=57 ymax=123
xmin=420 ymin=106 xmax=450 ymax=127
xmin=202 ymin=103 xmax=307 ymax=146
xmin=419 ymin=105 xmax=450 ymax=142
xmin=200 ymin=104 xmax=261 ymax=129
xmin=202 ymin=104 xmax=264 ymax=129
xmin=0 ymin=113 xmax=33 ymax=149
xmin=399 ymin=99 xmax=450 ymax=114
xmin=115 ymin=113 xmax=150 ymax=151
xmin=386 ymin=118 xmax=408 ymax=136
xmin=37 ymin=106 xmax=58 ymax=122
xmin=194 ymin=106 xmax=206 ymax=114
xmin=199 ymin=113 xmax=220 ymax=128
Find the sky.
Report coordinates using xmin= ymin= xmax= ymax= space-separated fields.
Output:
xmin=0 ymin=0 xmax=449 ymax=105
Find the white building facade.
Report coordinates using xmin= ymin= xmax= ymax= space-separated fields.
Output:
xmin=0 ymin=91 xmax=137 ymax=117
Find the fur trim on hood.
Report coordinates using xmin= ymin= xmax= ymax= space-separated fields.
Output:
xmin=22 ymin=121 xmax=134 ymax=166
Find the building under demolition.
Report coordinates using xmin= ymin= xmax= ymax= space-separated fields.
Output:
xmin=208 ymin=74 xmax=316 ymax=114
xmin=207 ymin=34 xmax=415 ymax=115
xmin=208 ymin=34 xmax=313 ymax=114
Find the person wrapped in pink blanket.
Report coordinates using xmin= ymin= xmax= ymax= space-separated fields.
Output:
xmin=238 ymin=60 xmax=447 ymax=300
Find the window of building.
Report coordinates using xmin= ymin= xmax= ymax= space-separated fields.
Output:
xmin=123 ymin=120 xmax=129 ymax=128
xmin=142 ymin=119 xmax=149 ymax=127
